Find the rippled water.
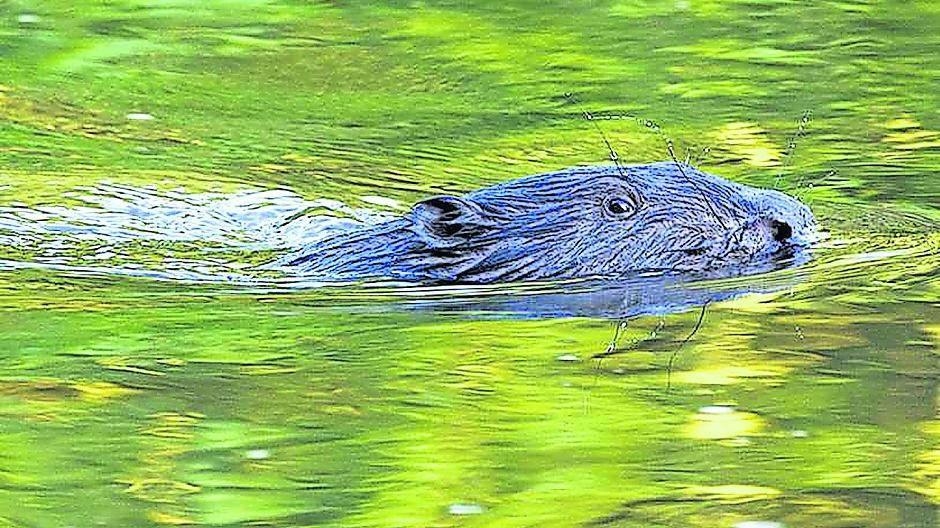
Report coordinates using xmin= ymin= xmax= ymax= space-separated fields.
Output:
xmin=1 ymin=2 xmax=938 ymax=527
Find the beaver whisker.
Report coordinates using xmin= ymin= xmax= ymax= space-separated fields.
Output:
xmin=729 ymin=221 xmax=750 ymax=247
xmin=665 ymin=144 xmax=731 ymax=230
xmin=666 ymin=301 xmax=710 ymax=391
xmin=564 ymin=93 xmax=632 ymax=181
xmin=795 ymin=169 xmax=838 ymax=203
xmin=775 ymin=110 xmax=813 ymax=191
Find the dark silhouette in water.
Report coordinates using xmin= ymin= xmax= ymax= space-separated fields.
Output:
xmin=282 ymin=162 xmax=817 ymax=284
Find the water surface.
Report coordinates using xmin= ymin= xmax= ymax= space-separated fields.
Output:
xmin=0 ymin=1 xmax=938 ymax=527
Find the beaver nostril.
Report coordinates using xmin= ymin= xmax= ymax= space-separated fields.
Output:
xmin=770 ymin=220 xmax=793 ymax=243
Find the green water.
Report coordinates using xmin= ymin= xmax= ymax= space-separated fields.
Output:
xmin=1 ymin=1 xmax=939 ymax=527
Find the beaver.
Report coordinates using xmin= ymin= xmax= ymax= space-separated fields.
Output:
xmin=282 ymin=162 xmax=818 ymax=283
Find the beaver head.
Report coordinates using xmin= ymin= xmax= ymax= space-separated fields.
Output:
xmin=397 ymin=162 xmax=817 ymax=283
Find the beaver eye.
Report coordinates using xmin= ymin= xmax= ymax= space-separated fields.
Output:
xmin=604 ymin=197 xmax=635 ymax=216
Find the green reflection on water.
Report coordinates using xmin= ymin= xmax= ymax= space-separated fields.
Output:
xmin=0 ymin=1 xmax=938 ymax=527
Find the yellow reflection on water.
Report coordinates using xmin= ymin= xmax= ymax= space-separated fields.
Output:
xmin=684 ymin=408 xmax=765 ymax=440
xmin=713 ymin=122 xmax=783 ymax=168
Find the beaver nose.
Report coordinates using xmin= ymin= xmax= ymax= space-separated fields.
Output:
xmin=770 ymin=219 xmax=793 ymax=242
xmin=750 ymin=188 xmax=817 ymax=247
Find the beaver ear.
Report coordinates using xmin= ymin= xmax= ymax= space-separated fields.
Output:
xmin=410 ymin=195 xmax=491 ymax=247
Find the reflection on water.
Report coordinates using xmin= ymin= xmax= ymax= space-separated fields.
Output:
xmin=0 ymin=1 xmax=938 ymax=527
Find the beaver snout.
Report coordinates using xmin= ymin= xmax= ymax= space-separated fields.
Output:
xmin=751 ymin=189 xmax=818 ymax=249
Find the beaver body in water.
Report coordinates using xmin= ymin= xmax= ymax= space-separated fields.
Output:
xmin=284 ymin=162 xmax=817 ymax=283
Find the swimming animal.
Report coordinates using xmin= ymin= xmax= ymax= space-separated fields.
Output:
xmin=283 ymin=162 xmax=817 ymax=283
